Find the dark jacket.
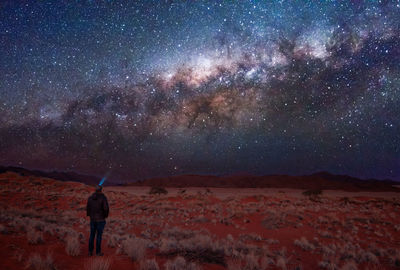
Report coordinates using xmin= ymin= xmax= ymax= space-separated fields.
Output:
xmin=86 ymin=192 xmax=109 ymax=222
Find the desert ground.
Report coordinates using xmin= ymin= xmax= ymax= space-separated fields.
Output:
xmin=1 ymin=171 xmax=400 ymax=270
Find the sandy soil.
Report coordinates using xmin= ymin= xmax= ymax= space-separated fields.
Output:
xmin=1 ymin=172 xmax=400 ymax=270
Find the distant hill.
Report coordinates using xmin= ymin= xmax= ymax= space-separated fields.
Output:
xmin=128 ymin=172 xmax=400 ymax=192
xmin=0 ymin=166 xmax=398 ymax=192
xmin=0 ymin=166 xmax=100 ymax=185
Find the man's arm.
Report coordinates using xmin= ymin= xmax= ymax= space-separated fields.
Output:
xmin=103 ymin=196 xmax=109 ymax=218
xmin=86 ymin=198 xmax=90 ymax=217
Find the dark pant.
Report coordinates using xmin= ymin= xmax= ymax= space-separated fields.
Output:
xmin=89 ymin=220 xmax=106 ymax=254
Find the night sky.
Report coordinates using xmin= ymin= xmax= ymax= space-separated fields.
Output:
xmin=1 ymin=1 xmax=399 ymax=182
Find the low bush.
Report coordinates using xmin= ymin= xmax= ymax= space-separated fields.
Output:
xmin=123 ymin=237 xmax=148 ymax=261
xmin=27 ymin=229 xmax=44 ymax=244
xmin=107 ymin=234 xmax=120 ymax=248
xmin=227 ymin=259 xmax=241 ymax=270
xmin=340 ymin=260 xmax=358 ymax=270
xmin=139 ymin=258 xmax=160 ymax=270
xmin=149 ymin=187 xmax=168 ymax=195
xmin=165 ymin=256 xmax=202 ymax=270
xmin=160 ymin=233 xmax=225 ymax=266
xmin=275 ymin=256 xmax=287 ymax=270
xmin=302 ymin=189 xmax=322 ymax=196
xmin=65 ymin=236 xmax=80 ymax=256
xmin=294 ymin=237 xmax=315 ymax=251
xmin=84 ymin=257 xmax=111 ymax=270
xmin=25 ymin=253 xmax=56 ymax=270
xmin=244 ymin=253 xmax=260 ymax=270
xmin=0 ymin=224 xmax=8 ymax=234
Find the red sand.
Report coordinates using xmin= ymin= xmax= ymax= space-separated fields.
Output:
xmin=1 ymin=172 xmax=400 ymax=269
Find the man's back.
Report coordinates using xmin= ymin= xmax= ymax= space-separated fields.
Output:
xmin=86 ymin=192 xmax=109 ymax=221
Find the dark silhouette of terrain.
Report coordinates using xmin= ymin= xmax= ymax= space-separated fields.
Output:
xmin=0 ymin=166 xmax=100 ymax=185
xmin=0 ymin=166 xmax=398 ymax=192
xmin=130 ymin=172 xmax=399 ymax=192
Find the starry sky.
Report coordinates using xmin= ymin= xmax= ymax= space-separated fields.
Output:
xmin=0 ymin=1 xmax=399 ymax=182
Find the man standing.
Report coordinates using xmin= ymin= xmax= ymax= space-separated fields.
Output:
xmin=86 ymin=185 xmax=109 ymax=256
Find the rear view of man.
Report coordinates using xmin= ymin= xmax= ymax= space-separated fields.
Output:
xmin=86 ymin=185 xmax=109 ymax=256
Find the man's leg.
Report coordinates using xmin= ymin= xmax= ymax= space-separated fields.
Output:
xmin=96 ymin=221 xmax=106 ymax=255
xmin=88 ymin=221 xmax=96 ymax=256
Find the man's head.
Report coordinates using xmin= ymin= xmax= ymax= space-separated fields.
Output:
xmin=95 ymin=185 xmax=103 ymax=193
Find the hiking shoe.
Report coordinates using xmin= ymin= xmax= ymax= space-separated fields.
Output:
xmin=96 ymin=252 xmax=104 ymax=256
xmin=88 ymin=252 xmax=93 ymax=257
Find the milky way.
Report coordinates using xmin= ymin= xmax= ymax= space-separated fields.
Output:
xmin=1 ymin=1 xmax=399 ymax=182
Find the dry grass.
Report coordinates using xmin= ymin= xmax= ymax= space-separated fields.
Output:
xmin=0 ymin=223 xmax=8 ymax=234
xmin=65 ymin=235 xmax=81 ymax=256
xmin=149 ymin=187 xmax=168 ymax=195
xmin=107 ymin=234 xmax=120 ymax=248
xmin=25 ymin=252 xmax=57 ymax=270
xmin=13 ymin=248 xmax=24 ymax=263
xmin=159 ymin=230 xmax=225 ymax=266
xmin=139 ymin=258 xmax=160 ymax=270
xmin=294 ymin=237 xmax=315 ymax=251
xmin=27 ymin=229 xmax=44 ymax=245
xmin=226 ymin=259 xmax=241 ymax=270
xmin=275 ymin=256 xmax=287 ymax=270
xmin=122 ymin=237 xmax=148 ymax=261
xmin=340 ymin=260 xmax=358 ymax=270
xmin=165 ymin=256 xmax=202 ymax=270
xmin=84 ymin=257 xmax=112 ymax=270
xmin=243 ymin=253 xmax=260 ymax=270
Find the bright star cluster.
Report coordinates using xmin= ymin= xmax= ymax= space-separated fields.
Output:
xmin=0 ymin=1 xmax=399 ymax=181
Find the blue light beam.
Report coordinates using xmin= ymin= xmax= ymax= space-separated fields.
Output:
xmin=99 ymin=171 xmax=111 ymax=186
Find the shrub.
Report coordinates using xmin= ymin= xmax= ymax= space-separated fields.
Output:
xmin=276 ymin=256 xmax=287 ymax=270
xmin=161 ymin=227 xmax=194 ymax=240
xmin=302 ymin=189 xmax=322 ymax=196
xmin=165 ymin=256 xmax=202 ymax=270
xmin=340 ymin=260 xmax=358 ymax=270
xmin=107 ymin=234 xmax=119 ymax=248
xmin=139 ymin=258 xmax=160 ymax=270
xmin=244 ymin=253 xmax=259 ymax=270
xmin=165 ymin=256 xmax=186 ymax=270
xmin=318 ymin=256 xmax=339 ymax=270
xmin=360 ymin=251 xmax=378 ymax=263
xmin=227 ymin=259 xmax=241 ymax=270
xmin=226 ymin=234 xmax=234 ymax=242
xmin=123 ymin=237 xmax=147 ymax=261
xmin=260 ymin=257 xmax=274 ymax=269
xmin=31 ymin=220 xmax=45 ymax=231
xmin=160 ymin=232 xmax=225 ymax=266
xmin=0 ymin=224 xmax=8 ymax=234
xmin=65 ymin=236 xmax=81 ymax=256
xmin=341 ymin=197 xmax=351 ymax=205
xmin=78 ymin=232 xmax=86 ymax=244
xmin=294 ymin=237 xmax=315 ymax=251
xmin=43 ymin=225 xmax=54 ymax=236
xmin=179 ymin=234 xmax=214 ymax=251
xmin=27 ymin=229 xmax=44 ymax=244
xmin=84 ymin=257 xmax=111 ymax=270
xmin=149 ymin=187 xmax=168 ymax=195
xmin=318 ymin=260 xmax=337 ymax=270
xmin=159 ymin=237 xmax=179 ymax=253
xmin=11 ymin=217 xmax=27 ymax=232
xmin=13 ymin=249 xmax=24 ymax=262
xmin=25 ymin=253 xmax=56 ymax=270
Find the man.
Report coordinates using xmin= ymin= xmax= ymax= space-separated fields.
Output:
xmin=86 ymin=185 xmax=109 ymax=256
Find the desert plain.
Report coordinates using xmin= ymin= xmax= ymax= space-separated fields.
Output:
xmin=1 ymin=171 xmax=400 ymax=270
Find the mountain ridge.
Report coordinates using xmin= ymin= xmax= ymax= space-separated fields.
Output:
xmin=0 ymin=165 xmax=398 ymax=192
